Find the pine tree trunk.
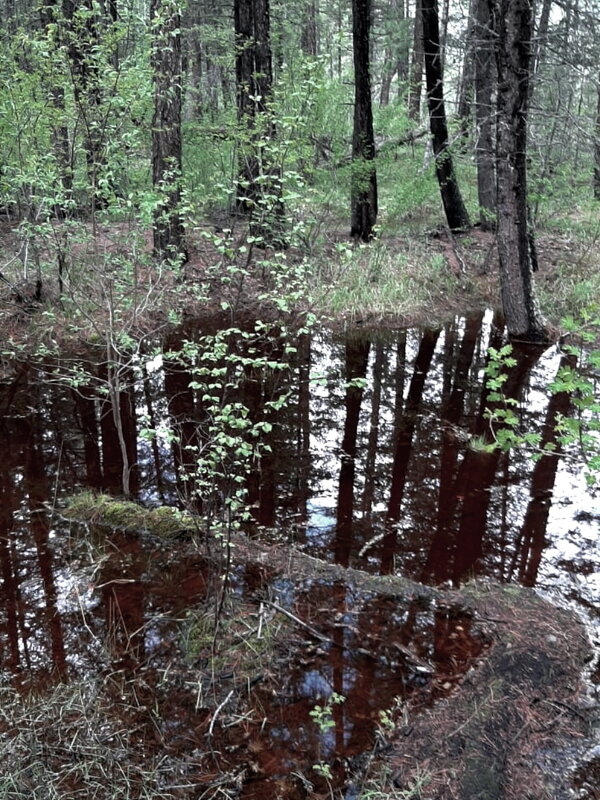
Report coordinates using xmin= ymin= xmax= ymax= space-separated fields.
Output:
xmin=234 ymin=0 xmax=283 ymax=244
xmin=408 ymin=0 xmax=423 ymax=119
xmin=594 ymin=77 xmax=600 ymax=200
xmin=422 ymin=0 xmax=471 ymax=231
xmin=350 ymin=0 xmax=378 ymax=241
xmin=301 ymin=0 xmax=318 ymax=56
xmin=473 ymin=0 xmax=495 ymax=228
xmin=456 ymin=0 xmax=476 ymax=127
xmin=150 ymin=0 xmax=187 ymax=263
xmin=491 ymin=0 xmax=547 ymax=341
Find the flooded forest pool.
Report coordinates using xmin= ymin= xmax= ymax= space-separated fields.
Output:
xmin=0 ymin=310 xmax=598 ymax=798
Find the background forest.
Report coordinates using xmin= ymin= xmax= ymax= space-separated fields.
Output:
xmin=0 ymin=0 xmax=599 ymax=339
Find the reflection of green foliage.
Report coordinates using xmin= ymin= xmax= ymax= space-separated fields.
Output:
xmin=482 ymin=312 xmax=600 ymax=484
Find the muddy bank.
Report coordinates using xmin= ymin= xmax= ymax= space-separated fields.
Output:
xmin=63 ymin=495 xmax=599 ymax=799
xmin=386 ymin=585 xmax=596 ymax=800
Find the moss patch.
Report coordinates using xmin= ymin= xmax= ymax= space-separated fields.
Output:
xmin=63 ymin=492 xmax=198 ymax=538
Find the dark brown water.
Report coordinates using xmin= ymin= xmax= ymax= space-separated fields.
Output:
xmin=0 ymin=311 xmax=597 ymax=797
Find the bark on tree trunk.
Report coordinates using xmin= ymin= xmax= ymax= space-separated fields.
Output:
xmin=422 ymin=0 xmax=471 ymax=231
xmin=491 ymin=0 xmax=547 ymax=341
xmin=62 ymin=0 xmax=108 ymax=212
xmin=150 ymin=0 xmax=187 ymax=263
xmin=396 ymin=0 xmax=410 ymax=95
xmin=350 ymin=0 xmax=378 ymax=241
xmin=532 ymin=0 xmax=551 ymax=77
xmin=594 ymin=77 xmax=600 ymax=200
xmin=301 ymin=0 xmax=318 ymax=56
xmin=408 ymin=0 xmax=424 ymax=120
xmin=234 ymin=0 xmax=283 ymax=244
xmin=473 ymin=0 xmax=496 ymax=228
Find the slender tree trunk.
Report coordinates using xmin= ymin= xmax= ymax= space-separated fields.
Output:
xmin=439 ymin=0 xmax=449 ymax=71
xmin=40 ymin=2 xmax=73 ymax=218
xmin=473 ymin=0 xmax=495 ymax=228
xmin=62 ymin=0 xmax=107 ymax=212
xmin=532 ymin=0 xmax=552 ymax=78
xmin=491 ymin=0 xmax=546 ymax=341
xmin=422 ymin=0 xmax=471 ymax=231
xmin=150 ymin=0 xmax=187 ymax=263
xmin=380 ymin=47 xmax=395 ymax=107
xmin=594 ymin=77 xmax=600 ymax=200
xmin=350 ymin=0 xmax=378 ymax=241
xmin=397 ymin=0 xmax=410 ymax=96
xmin=301 ymin=0 xmax=318 ymax=56
xmin=456 ymin=0 xmax=476 ymax=128
xmin=234 ymin=0 xmax=283 ymax=242
xmin=408 ymin=0 xmax=424 ymax=119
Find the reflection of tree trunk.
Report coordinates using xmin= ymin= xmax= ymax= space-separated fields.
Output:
xmin=25 ymin=423 xmax=67 ymax=676
xmin=335 ymin=338 xmax=370 ymax=567
xmin=296 ymin=333 xmax=311 ymax=525
xmin=141 ymin=373 xmax=167 ymax=501
xmin=0 ymin=459 xmax=22 ymax=674
xmin=164 ymin=338 xmax=201 ymax=507
xmin=362 ymin=342 xmax=384 ymax=518
xmin=394 ymin=330 xmax=407 ymax=424
xmin=101 ymin=532 xmax=145 ymax=670
xmin=382 ymin=328 xmax=440 ymax=574
xmin=451 ymin=343 xmax=544 ymax=584
xmin=512 ymin=352 xmax=576 ymax=586
xmin=73 ymin=386 xmax=103 ymax=488
xmin=422 ymin=312 xmax=484 ymax=583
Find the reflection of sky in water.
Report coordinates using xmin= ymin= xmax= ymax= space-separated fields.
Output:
xmin=301 ymin=324 xmax=599 ymax=639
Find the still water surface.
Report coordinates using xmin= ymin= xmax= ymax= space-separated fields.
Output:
xmin=0 ymin=310 xmax=597 ymax=796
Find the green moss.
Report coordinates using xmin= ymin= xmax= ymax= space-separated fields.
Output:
xmin=63 ymin=492 xmax=196 ymax=537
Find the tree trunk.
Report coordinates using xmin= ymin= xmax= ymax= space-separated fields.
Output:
xmin=408 ymin=0 xmax=424 ymax=120
xmin=473 ymin=0 xmax=495 ymax=228
xmin=234 ymin=0 xmax=283 ymax=243
xmin=40 ymin=1 xmax=73 ymax=219
xmin=532 ymin=0 xmax=552 ymax=77
xmin=491 ymin=0 xmax=546 ymax=341
xmin=422 ymin=0 xmax=471 ymax=231
xmin=301 ymin=0 xmax=318 ymax=56
xmin=396 ymin=0 xmax=410 ymax=96
xmin=456 ymin=0 xmax=476 ymax=132
xmin=62 ymin=0 xmax=107 ymax=212
xmin=350 ymin=0 xmax=378 ymax=241
xmin=150 ymin=0 xmax=187 ymax=263
xmin=380 ymin=47 xmax=395 ymax=107
xmin=594 ymin=76 xmax=600 ymax=200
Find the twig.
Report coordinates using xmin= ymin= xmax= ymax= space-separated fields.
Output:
xmin=207 ymin=689 xmax=235 ymax=738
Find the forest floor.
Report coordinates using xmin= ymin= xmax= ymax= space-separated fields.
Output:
xmin=0 ymin=215 xmax=599 ymax=349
